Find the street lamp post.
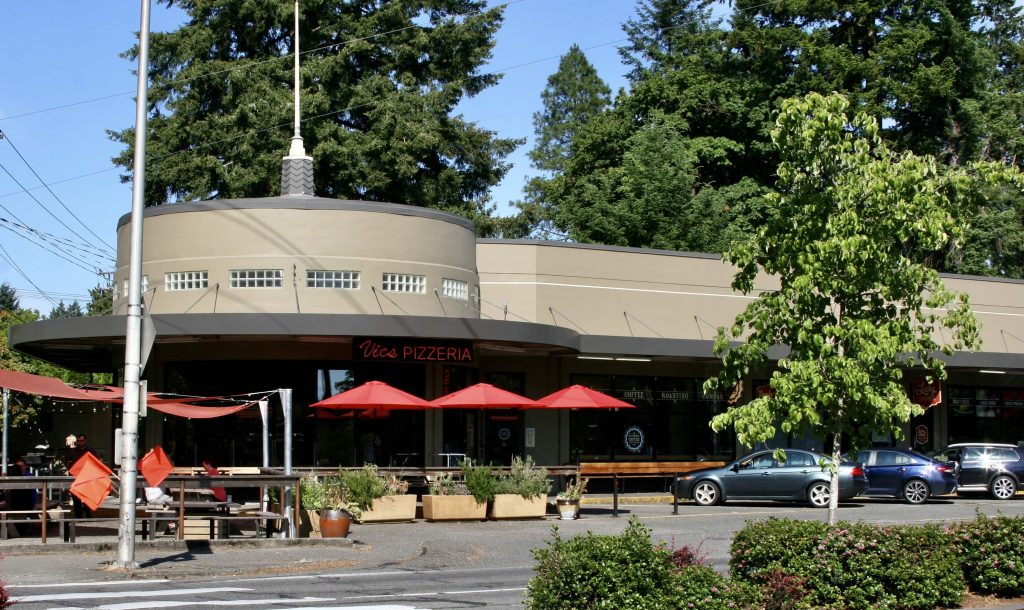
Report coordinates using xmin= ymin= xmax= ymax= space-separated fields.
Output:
xmin=114 ymin=0 xmax=152 ymax=569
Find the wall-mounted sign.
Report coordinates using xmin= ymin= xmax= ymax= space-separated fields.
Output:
xmin=623 ymin=425 xmax=645 ymax=454
xmin=354 ymin=338 xmax=474 ymax=363
xmin=915 ymin=425 xmax=929 ymax=445
xmin=525 ymin=427 xmax=536 ymax=448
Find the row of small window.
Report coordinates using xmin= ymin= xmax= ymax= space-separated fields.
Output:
xmin=118 ymin=270 xmax=470 ymax=300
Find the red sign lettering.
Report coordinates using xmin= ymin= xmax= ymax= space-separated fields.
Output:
xmin=356 ymin=339 xmax=473 ymax=363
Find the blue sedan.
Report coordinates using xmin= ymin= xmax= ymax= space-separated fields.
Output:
xmin=850 ymin=448 xmax=957 ymax=504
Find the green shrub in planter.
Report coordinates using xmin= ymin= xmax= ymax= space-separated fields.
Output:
xmin=949 ymin=512 xmax=1024 ymax=597
xmin=341 ymin=464 xmax=389 ymax=513
xmin=462 ymin=459 xmax=497 ymax=504
xmin=731 ymin=518 xmax=964 ymax=610
xmin=494 ymin=455 xmax=551 ymax=499
xmin=525 ymin=516 xmax=680 ymax=609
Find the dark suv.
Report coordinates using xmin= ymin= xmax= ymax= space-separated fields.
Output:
xmin=929 ymin=443 xmax=1024 ymax=500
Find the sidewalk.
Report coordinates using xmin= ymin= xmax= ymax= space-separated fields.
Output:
xmin=2 ymin=501 xmax=1023 ymax=610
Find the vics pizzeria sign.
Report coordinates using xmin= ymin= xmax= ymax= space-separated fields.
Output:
xmin=354 ymin=338 xmax=474 ymax=363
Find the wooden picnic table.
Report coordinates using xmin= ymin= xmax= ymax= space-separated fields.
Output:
xmin=0 ymin=471 xmax=303 ymax=543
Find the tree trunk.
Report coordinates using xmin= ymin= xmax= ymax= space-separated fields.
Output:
xmin=828 ymin=421 xmax=843 ymax=525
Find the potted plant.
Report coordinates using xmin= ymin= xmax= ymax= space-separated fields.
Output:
xmin=555 ymin=476 xmax=588 ymax=520
xmin=491 ymin=455 xmax=550 ymax=519
xmin=346 ymin=465 xmax=417 ymax=523
xmin=299 ymin=473 xmax=359 ymax=538
xmin=421 ymin=463 xmax=490 ymax=521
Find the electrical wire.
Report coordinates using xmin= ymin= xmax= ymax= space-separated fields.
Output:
xmin=0 ymin=130 xmax=116 ymax=252
xmin=0 ymin=221 xmax=104 ymax=274
xmin=0 ymin=218 xmax=114 ymax=264
xmin=0 ymin=0 xmax=529 ymax=123
xmin=0 ymin=241 xmax=58 ymax=306
xmin=0 ymin=160 xmax=115 ymax=265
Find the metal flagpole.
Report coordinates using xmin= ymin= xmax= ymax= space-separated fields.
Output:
xmin=279 ymin=388 xmax=294 ymax=537
xmin=114 ymin=0 xmax=152 ymax=569
xmin=2 ymin=388 xmax=8 ymax=475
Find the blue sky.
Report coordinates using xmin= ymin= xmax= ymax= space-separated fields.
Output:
xmin=0 ymin=0 xmax=637 ymax=314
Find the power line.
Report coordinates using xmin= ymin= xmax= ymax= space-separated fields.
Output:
xmin=0 ymin=0 xmax=779 ymax=203
xmin=0 ymin=0 xmax=529 ymax=124
xmin=0 ymin=218 xmax=115 ymax=262
xmin=0 ymin=159 xmax=115 ymax=261
xmin=0 ymin=222 xmax=103 ymax=274
xmin=0 ymin=242 xmax=58 ymax=307
xmin=0 ymin=130 xmax=116 ymax=251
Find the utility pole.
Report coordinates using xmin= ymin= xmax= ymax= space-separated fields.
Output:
xmin=114 ymin=0 xmax=152 ymax=569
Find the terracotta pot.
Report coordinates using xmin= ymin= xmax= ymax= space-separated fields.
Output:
xmin=318 ymin=509 xmax=351 ymax=538
xmin=556 ymin=498 xmax=580 ymax=520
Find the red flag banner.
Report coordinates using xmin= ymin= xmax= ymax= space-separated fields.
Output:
xmin=70 ymin=453 xmax=113 ymax=511
xmin=69 ymin=451 xmax=112 ymax=478
xmin=139 ymin=446 xmax=174 ymax=488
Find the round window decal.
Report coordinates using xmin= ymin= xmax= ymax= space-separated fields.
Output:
xmin=623 ymin=425 xmax=645 ymax=453
xmin=497 ymin=427 xmax=512 ymax=441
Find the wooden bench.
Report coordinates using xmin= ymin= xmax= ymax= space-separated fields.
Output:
xmin=578 ymin=461 xmax=726 ymax=516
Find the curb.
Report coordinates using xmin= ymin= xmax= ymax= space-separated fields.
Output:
xmin=0 ymin=536 xmax=353 ymax=556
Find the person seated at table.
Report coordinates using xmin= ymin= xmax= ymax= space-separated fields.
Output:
xmin=201 ymin=458 xmax=228 ymax=502
xmin=144 ymin=485 xmax=173 ymax=506
xmin=0 ymin=476 xmax=21 ymax=538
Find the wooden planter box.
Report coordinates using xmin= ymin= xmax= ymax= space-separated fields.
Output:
xmin=421 ymin=495 xmax=486 ymax=521
xmin=490 ymin=494 xmax=548 ymax=519
xmin=359 ymin=494 xmax=417 ymax=523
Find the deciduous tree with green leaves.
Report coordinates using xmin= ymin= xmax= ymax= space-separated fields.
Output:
xmin=703 ymin=92 xmax=1020 ymax=524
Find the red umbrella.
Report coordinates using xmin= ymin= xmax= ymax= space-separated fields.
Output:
xmin=430 ymin=383 xmax=541 ymax=409
xmin=533 ymin=384 xmax=636 ymax=410
xmin=310 ymin=380 xmax=432 ymax=411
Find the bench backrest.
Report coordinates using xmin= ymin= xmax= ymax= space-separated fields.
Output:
xmin=579 ymin=461 xmax=725 ymax=476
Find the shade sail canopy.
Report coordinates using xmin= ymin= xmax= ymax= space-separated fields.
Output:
xmin=310 ymin=380 xmax=432 ymax=410
xmin=0 ymin=368 xmax=262 ymax=418
xmin=0 ymin=369 xmax=97 ymax=400
xmin=533 ymin=384 xmax=636 ymax=410
xmin=430 ymin=383 xmax=541 ymax=409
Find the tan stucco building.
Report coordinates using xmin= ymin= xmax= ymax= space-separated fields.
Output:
xmin=10 ymin=196 xmax=1024 ymax=468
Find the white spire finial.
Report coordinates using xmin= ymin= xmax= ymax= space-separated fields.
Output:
xmin=288 ymin=0 xmax=306 ymax=158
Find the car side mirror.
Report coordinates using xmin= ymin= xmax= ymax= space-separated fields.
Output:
xmin=731 ymin=464 xmax=741 ymax=472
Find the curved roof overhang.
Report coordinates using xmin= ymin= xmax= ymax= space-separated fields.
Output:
xmin=8 ymin=313 xmax=720 ymax=372
xmin=10 ymin=313 xmax=1024 ymax=374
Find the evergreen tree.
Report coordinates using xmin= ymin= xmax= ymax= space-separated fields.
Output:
xmin=514 ymin=44 xmax=610 ymax=238
xmin=541 ymin=0 xmax=1024 ymax=275
xmin=529 ymin=44 xmax=611 ymax=173
xmin=0 ymin=282 xmax=18 ymax=311
xmin=48 ymin=301 xmax=84 ymax=319
xmin=110 ymin=0 xmax=520 ymax=228
xmin=86 ymin=284 xmax=113 ymax=317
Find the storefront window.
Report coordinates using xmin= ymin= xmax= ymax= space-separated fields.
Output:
xmin=569 ymin=374 xmax=734 ymax=461
xmin=948 ymin=386 xmax=1024 ymax=446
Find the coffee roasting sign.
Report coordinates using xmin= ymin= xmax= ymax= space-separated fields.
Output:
xmin=354 ymin=338 xmax=474 ymax=363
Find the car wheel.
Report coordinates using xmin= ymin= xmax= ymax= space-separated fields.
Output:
xmin=692 ymin=481 xmax=721 ymax=506
xmin=807 ymin=482 xmax=831 ymax=508
xmin=991 ymin=475 xmax=1017 ymax=500
xmin=902 ymin=479 xmax=930 ymax=505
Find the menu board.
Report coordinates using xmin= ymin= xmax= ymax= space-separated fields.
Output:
xmin=948 ymin=386 xmax=1024 ymax=416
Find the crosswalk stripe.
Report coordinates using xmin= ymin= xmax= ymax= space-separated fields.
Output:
xmin=73 ymin=595 xmax=335 ymax=610
xmin=12 ymin=587 xmax=250 ymax=603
